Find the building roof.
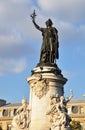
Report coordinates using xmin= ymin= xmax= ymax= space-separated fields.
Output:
xmin=68 ymin=99 xmax=85 ymax=105
xmin=0 ymin=102 xmax=22 ymax=108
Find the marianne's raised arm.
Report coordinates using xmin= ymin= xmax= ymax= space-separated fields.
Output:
xmin=31 ymin=10 xmax=42 ymax=31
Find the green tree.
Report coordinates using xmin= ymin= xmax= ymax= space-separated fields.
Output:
xmin=70 ymin=120 xmax=82 ymax=130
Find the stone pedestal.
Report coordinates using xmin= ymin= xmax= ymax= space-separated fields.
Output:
xmin=27 ymin=65 xmax=67 ymax=130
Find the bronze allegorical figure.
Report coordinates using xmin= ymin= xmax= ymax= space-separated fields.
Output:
xmin=31 ymin=10 xmax=59 ymax=65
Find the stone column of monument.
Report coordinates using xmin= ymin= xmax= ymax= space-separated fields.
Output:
xmin=27 ymin=66 xmax=68 ymax=130
xmin=27 ymin=10 xmax=72 ymax=130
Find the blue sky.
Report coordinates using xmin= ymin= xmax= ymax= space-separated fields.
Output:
xmin=0 ymin=0 xmax=85 ymax=103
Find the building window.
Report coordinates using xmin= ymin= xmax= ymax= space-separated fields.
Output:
xmin=80 ymin=107 xmax=84 ymax=114
xmin=0 ymin=123 xmax=2 ymax=130
xmin=13 ymin=109 xmax=17 ymax=116
xmin=72 ymin=106 xmax=78 ymax=114
xmin=0 ymin=126 xmax=2 ymax=130
xmin=3 ymin=109 xmax=8 ymax=117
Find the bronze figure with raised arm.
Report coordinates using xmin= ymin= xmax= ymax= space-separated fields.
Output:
xmin=31 ymin=10 xmax=59 ymax=65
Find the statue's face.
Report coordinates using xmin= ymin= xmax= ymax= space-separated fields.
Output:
xmin=46 ymin=22 xmax=50 ymax=27
xmin=60 ymin=96 xmax=64 ymax=101
xmin=22 ymin=99 xmax=27 ymax=104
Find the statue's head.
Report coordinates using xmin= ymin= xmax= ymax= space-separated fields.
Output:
xmin=60 ymin=96 xmax=64 ymax=101
xmin=21 ymin=98 xmax=27 ymax=104
xmin=45 ymin=19 xmax=53 ymax=27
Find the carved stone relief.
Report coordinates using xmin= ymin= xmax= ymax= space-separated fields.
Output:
xmin=46 ymin=93 xmax=73 ymax=130
xmin=11 ymin=99 xmax=31 ymax=130
xmin=30 ymin=74 xmax=49 ymax=99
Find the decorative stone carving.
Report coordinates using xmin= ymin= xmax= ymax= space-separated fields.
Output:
xmin=46 ymin=91 xmax=73 ymax=130
xmin=30 ymin=74 xmax=49 ymax=99
xmin=11 ymin=99 xmax=31 ymax=130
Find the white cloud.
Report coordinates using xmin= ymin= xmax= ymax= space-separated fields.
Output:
xmin=0 ymin=3 xmax=6 ymax=14
xmin=0 ymin=1 xmax=37 ymax=54
xmin=0 ymin=58 xmax=27 ymax=76
xmin=0 ymin=0 xmax=39 ymax=41
xmin=53 ymin=21 xmax=85 ymax=45
xmin=37 ymin=0 xmax=85 ymax=23
xmin=0 ymin=31 xmax=22 ymax=46
xmin=62 ymin=70 xmax=76 ymax=78
xmin=11 ymin=0 xmax=29 ymax=3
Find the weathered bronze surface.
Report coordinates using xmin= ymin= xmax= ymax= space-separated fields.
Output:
xmin=31 ymin=10 xmax=59 ymax=65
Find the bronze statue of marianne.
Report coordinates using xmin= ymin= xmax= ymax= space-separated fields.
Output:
xmin=31 ymin=10 xmax=59 ymax=65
